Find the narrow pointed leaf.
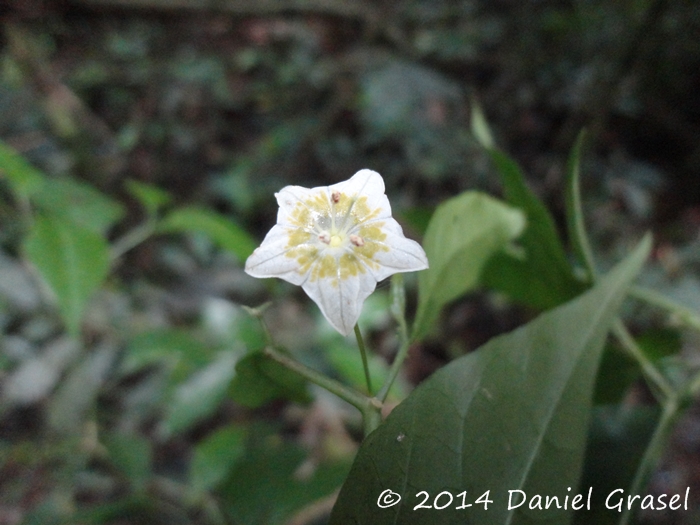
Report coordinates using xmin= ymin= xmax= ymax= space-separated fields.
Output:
xmin=482 ymin=150 xmax=586 ymax=309
xmin=414 ymin=191 xmax=525 ymax=340
xmin=24 ymin=215 xmax=110 ymax=335
xmin=330 ymin=235 xmax=651 ymax=525
xmin=565 ymin=130 xmax=596 ymax=279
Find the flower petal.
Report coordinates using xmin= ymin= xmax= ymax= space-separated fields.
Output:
xmin=244 ymin=225 xmax=310 ymax=286
xmin=330 ymin=169 xmax=391 ymax=222
xmin=359 ymin=218 xmax=429 ymax=281
xmin=302 ymin=266 xmax=377 ymax=336
xmin=275 ymin=185 xmax=327 ymax=227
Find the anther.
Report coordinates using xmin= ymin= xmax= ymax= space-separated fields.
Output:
xmin=349 ymin=234 xmax=365 ymax=247
xmin=331 ymin=191 xmax=341 ymax=204
xmin=318 ymin=231 xmax=331 ymax=244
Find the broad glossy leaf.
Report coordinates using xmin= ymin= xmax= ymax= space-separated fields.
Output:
xmin=482 ymin=150 xmax=587 ymax=310
xmin=159 ymin=206 xmax=256 ymax=262
xmin=25 ymin=215 xmax=110 ymax=335
xmin=330 ymin=235 xmax=650 ymax=525
xmin=414 ymin=191 xmax=525 ymax=340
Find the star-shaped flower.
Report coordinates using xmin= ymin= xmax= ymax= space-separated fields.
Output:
xmin=245 ymin=169 xmax=429 ymax=335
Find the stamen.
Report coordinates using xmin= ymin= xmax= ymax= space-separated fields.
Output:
xmin=318 ymin=231 xmax=331 ymax=244
xmin=350 ymin=234 xmax=365 ymax=247
xmin=331 ymin=191 xmax=341 ymax=203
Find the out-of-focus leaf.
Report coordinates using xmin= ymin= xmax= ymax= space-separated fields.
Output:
xmin=2 ymin=337 xmax=80 ymax=406
xmin=159 ymin=207 xmax=256 ymax=262
xmin=325 ymin=340 xmax=405 ymax=399
xmin=482 ymin=150 xmax=587 ymax=310
xmin=594 ymin=328 xmax=680 ymax=405
xmin=122 ymin=328 xmax=213 ymax=378
xmin=414 ymin=191 xmax=525 ymax=340
xmin=47 ymin=341 xmax=116 ymax=433
xmin=222 ymin=425 xmax=351 ymax=525
xmin=573 ymin=405 xmax=659 ymax=525
xmin=330 ymin=235 xmax=650 ymax=525
xmin=32 ymin=178 xmax=125 ymax=234
xmin=0 ymin=140 xmax=46 ymax=198
xmin=191 ymin=424 xmax=247 ymax=492
xmin=162 ymin=351 xmax=238 ymax=436
xmin=396 ymin=206 xmax=433 ymax=237
xmin=24 ymin=215 xmax=110 ymax=335
xmin=637 ymin=327 xmax=682 ymax=361
xmin=125 ymin=179 xmax=171 ymax=216
xmin=593 ymin=342 xmax=640 ymax=405
xmin=229 ymin=350 xmax=311 ymax=408
xmin=104 ymin=432 xmax=152 ymax=493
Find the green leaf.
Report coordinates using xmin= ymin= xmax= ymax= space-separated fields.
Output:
xmin=413 ymin=191 xmax=525 ymax=340
xmin=565 ymin=130 xmax=596 ymax=279
xmin=191 ymin=424 xmax=247 ymax=492
xmin=330 ymin=235 xmax=651 ymax=525
xmin=122 ymin=328 xmax=214 ymax=378
xmin=325 ymin=340 xmax=404 ymax=400
xmin=482 ymin=150 xmax=587 ymax=310
xmin=162 ymin=351 xmax=238 ymax=436
xmin=221 ymin=424 xmax=351 ymax=525
xmin=32 ymin=177 xmax=125 ymax=234
xmin=0 ymin=140 xmax=47 ymax=198
xmin=573 ymin=405 xmax=659 ymax=525
xmin=24 ymin=215 xmax=110 ymax=335
xmin=159 ymin=207 xmax=256 ymax=262
xmin=229 ymin=350 xmax=311 ymax=408
xmin=593 ymin=341 xmax=639 ymax=405
xmin=125 ymin=179 xmax=171 ymax=216
xmin=104 ymin=432 xmax=152 ymax=493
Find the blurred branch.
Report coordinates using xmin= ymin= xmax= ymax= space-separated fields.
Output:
xmin=66 ymin=0 xmax=380 ymax=22
xmin=555 ymin=0 xmax=671 ymax=148
xmin=4 ymin=23 xmax=126 ymax=179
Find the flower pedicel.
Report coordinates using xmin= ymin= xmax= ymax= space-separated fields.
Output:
xmin=245 ymin=169 xmax=428 ymax=335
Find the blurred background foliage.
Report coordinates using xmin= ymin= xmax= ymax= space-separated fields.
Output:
xmin=1 ymin=0 xmax=700 ymax=524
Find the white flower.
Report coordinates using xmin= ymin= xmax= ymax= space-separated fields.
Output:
xmin=245 ymin=169 xmax=429 ymax=335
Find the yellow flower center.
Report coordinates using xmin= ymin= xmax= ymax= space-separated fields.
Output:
xmin=284 ymin=189 xmax=389 ymax=284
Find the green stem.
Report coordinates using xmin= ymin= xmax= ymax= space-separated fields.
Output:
xmin=110 ymin=219 xmax=157 ymax=261
xmin=613 ymin=319 xmax=674 ymax=401
xmin=686 ymin=369 xmax=700 ymax=398
xmin=262 ymin=345 xmax=370 ymax=412
xmin=354 ymin=324 xmax=372 ymax=394
xmin=251 ymin=308 xmax=382 ymax=436
xmin=377 ymin=274 xmax=410 ymax=402
xmin=629 ymin=285 xmax=700 ymax=333
xmin=619 ymin=398 xmax=679 ymax=525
